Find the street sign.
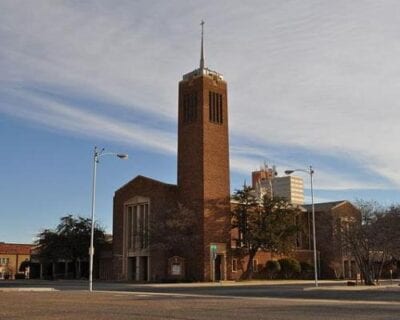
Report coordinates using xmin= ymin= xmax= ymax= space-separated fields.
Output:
xmin=210 ymin=244 xmax=217 ymax=260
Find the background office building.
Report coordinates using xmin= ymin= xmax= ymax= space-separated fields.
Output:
xmin=252 ymin=165 xmax=304 ymax=204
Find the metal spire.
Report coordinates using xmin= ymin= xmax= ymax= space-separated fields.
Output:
xmin=200 ymin=20 xmax=205 ymax=69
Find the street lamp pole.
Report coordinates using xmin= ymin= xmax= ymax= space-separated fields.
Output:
xmin=309 ymin=165 xmax=318 ymax=287
xmin=284 ymin=166 xmax=318 ymax=287
xmin=89 ymin=147 xmax=98 ymax=293
xmin=89 ymin=146 xmax=128 ymax=292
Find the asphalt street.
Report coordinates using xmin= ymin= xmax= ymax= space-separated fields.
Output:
xmin=1 ymin=280 xmax=399 ymax=319
xmin=1 ymin=279 xmax=399 ymax=302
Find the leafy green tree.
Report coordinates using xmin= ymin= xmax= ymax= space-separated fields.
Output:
xmin=231 ymin=186 xmax=301 ymax=279
xmin=35 ymin=215 xmax=106 ymax=279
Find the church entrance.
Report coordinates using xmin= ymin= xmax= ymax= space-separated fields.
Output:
xmin=128 ymin=257 xmax=136 ymax=281
xmin=210 ymin=243 xmax=227 ymax=281
xmin=139 ymin=256 xmax=148 ymax=281
xmin=214 ymin=254 xmax=222 ymax=281
xmin=127 ymin=256 xmax=149 ymax=281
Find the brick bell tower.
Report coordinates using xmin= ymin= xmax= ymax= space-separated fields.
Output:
xmin=177 ymin=22 xmax=231 ymax=281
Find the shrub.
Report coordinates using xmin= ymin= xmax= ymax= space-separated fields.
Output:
xmin=278 ymin=258 xmax=301 ymax=279
xmin=19 ymin=260 xmax=31 ymax=272
xmin=265 ymin=260 xmax=281 ymax=279
xmin=15 ymin=273 xmax=26 ymax=280
xmin=300 ymin=262 xmax=314 ymax=279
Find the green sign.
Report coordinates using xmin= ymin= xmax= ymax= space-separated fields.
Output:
xmin=210 ymin=244 xmax=217 ymax=260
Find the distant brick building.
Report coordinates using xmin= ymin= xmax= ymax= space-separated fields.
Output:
xmin=112 ymin=24 xmax=230 ymax=282
xmin=228 ymin=200 xmax=360 ymax=280
xmin=0 ymin=242 xmax=34 ymax=279
xmin=302 ymin=201 xmax=361 ymax=279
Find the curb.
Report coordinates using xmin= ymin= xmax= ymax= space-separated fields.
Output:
xmin=0 ymin=287 xmax=58 ymax=292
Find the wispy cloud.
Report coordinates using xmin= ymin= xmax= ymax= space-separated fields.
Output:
xmin=0 ymin=88 xmax=176 ymax=155
xmin=1 ymin=1 xmax=400 ymax=192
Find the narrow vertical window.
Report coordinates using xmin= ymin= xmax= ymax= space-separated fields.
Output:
xmin=213 ymin=93 xmax=216 ymax=122
xmin=219 ymin=94 xmax=223 ymax=124
xmin=139 ymin=204 xmax=144 ymax=249
xmin=209 ymin=91 xmax=212 ymax=121
xmin=215 ymin=94 xmax=221 ymax=123
xmin=144 ymin=204 xmax=149 ymax=248
xmin=133 ymin=206 xmax=138 ymax=249
xmin=192 ymin=94 xmax=196 ymax=121
xmin=232 ymin=258 xmax=238 ymax=272
xmin=127 ymin=206 xmax=133 ymax=249
xmin=183 ymin=93 xmax=197 ymax=124
xmin=209 ymin=91 xmax=223 ymax=124
xmin=184 ymin=95 xmax=189 ymax=122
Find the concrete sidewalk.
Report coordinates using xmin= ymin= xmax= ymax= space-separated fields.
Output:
xmin=304 ymin=284 xmax=400 ymax=291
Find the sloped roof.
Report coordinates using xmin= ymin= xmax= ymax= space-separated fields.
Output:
xmin=0 ymin=243 xmax=34 ymax=255
xmin=302 ymin=200 xmax=350 ymax=212
xmin=115 ymin=175 xmax=177 ymax=193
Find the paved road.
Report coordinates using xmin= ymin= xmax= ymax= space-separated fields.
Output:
xmin=1 ymin=290 xmax=399 ymax=320
xmin=1 ymin=280 xmax=399 ymax=319
xmin=1 ymin=279 xmax=399 ymax=302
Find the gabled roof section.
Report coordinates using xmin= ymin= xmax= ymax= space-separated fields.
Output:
xmin=303 ymin=200 xmax=353 ymax=212
xmin=115 ymin=175 xmax=177 ymax=193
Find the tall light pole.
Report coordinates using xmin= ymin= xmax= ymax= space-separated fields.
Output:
xmin=284 ymin=166 xmax=318 ymax=287
xmin=89 ymin=146 xmax=128 ymax=292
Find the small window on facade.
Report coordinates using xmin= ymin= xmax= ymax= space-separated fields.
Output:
xmin=209 ymin=91 xmax=223 ymax=124
xmin=232 ymin=258 xmax=238 ymax=272
xmin=253 ymin=259 xmax=258 ymax=272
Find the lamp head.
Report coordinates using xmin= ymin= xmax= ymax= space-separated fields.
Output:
xmin=284 ymin=170 xmax=294 ymax=175
xmin=117 ymin=154 xmax=128 ymax=160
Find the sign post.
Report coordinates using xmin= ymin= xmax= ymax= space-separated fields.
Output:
xmin=210 ymin=244 xmax=217 ymax=282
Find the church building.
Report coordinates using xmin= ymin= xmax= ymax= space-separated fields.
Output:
xmin=112 ymin=23 xmax=231 ymax=282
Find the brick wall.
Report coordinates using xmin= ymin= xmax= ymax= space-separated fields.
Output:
xmin=112 ymin=176 xmax=178 ymax=280
xmin=177 ymin=74 xmax=231 ymax=281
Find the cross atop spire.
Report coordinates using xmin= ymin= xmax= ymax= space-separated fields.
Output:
xmin=182 ymin=21 xmax=223 ymax=81
xmin=200 ymin=20 xmax=205 ymax=69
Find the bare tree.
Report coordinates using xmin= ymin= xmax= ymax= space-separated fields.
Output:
xmin=150 ymin=203 xmax=200 ymax=259
xmin=341 ymin=201 xmax=400 ymax=285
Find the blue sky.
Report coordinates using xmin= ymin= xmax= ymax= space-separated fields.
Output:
xmin=1 ymin=0 xmax=399 ymax=243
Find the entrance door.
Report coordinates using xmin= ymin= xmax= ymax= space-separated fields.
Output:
xmin=128 ymin=257 xmax=136 ymax=281
xmin=139 ymin=256 xmax=148 ymax=281
xmin=214 ymin=255 xmax=222 ymax=281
